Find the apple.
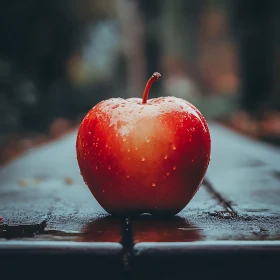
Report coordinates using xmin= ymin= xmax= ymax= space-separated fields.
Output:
xmin=76 ymin=72 xmax=211 ymax=215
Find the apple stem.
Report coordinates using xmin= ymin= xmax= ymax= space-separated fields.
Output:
xmin=142 ymin=72 xmax=161 ymax=104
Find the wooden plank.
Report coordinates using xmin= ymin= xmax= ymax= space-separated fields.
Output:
xmin=1 ymin=123 xmax=280 ymax=244
xmin=0 ymin=131 xmax=121 ymax=242
xmin=207 ymin=123 xmax=280 ymax=216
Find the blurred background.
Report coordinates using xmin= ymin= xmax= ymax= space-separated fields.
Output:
xmin=1 ymin=0 xmax=280 ymax=165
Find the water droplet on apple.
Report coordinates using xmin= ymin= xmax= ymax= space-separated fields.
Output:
xmin=127 ymin=149 xmax=131 ymax=152
xmin=173 ymin=165 xmax=177 ymax=170
xmin=88 ymin=131 xmax=92 ymax=135
xmin=152 ymin=183 xmax=156 ymax=187
xmin=123 ymin=137 xmax=127 ymax=142
xmin=135 ymin=147 xmax=138 ymax=151
xmin=102 ymin=190 xmax=105 ymax=193
xmin=166 ymin=172 xmax=170 ymax=176
xmin=127 ymin=175 xmax=130 ymax=178
xmin=164 ymin=155 xmax=168 ymax=159
xmin=96 ymin=166 xmax=98 ymax=170
xmin=172 ymin=145 xmax=176 ymax=150
xmin=146 ymin=138 xmax=150 ymax=143
xmin=108 ymin=165 xmax=111 ymax=170
xmin=112 ymin=104 xmax=119 ymax=109
xmin=106 ymin=144 xmax=108 ymax=148
xmin=141 ymin=157 xmax=146 ymax=162
xmin=192 ymin=159 xmax=195 ymax=162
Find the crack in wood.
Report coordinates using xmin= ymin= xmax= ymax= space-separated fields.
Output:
xmin=203 ymin=178 xmax=237 ymax=216
xmin=121 ymin=217 xmax=133 ymax=279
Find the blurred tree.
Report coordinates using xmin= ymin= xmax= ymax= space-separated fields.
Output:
xmin=232 ymin=0 xmax=276 ymax=115
xmin=0 ymin=0 xmax=84 ymax=131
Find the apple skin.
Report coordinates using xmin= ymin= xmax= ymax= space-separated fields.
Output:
xmin=76 ymin=96 xmax=211 ymax=215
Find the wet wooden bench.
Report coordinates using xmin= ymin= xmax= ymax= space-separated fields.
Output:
xmin=1 ymin=122 xmax=279 ymax=280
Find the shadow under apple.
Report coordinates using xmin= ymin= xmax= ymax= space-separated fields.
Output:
xmin=80 ymin=215 xmax=122 ymax=242
xmin=131 ymin=214 xmax=204 ymax=243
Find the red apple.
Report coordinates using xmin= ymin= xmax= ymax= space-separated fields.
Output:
xmin=76 ymin=72 xmax=211 ymax=215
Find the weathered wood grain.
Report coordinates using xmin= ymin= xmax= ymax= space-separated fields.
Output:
xmin=207 ymin=123 xmax=280 ymax=216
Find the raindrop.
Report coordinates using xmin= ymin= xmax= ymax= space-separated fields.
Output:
xmin=108 ymin=165 xmax=111 ymax=170
xmin=152 ymin=183 xmax=156 ymax=187
xmin=166 ymin=172 xmax=170 ymax=176
xmin=102 ymin=190 xmax=105 ymax=193
xmin=96 ymin=166 xmax=98 ymax=170
xmin=172 ymin=145 xmax=176 ymax=150
xmin=112 ymin=104 xmax=119 ymax=109
xmin=88 ymin=131 xmax=92 ymax=135
xmin=173 ymin=165 xmax=177 ymax=170
xmin=128 ymin=149 xmax=131 ymax=152
xmin=127 ymin=175 xmax=130 ymax=178
xmin=164 ymin=155 xmax=168 ymax=159
xmin=146 ymin=138 xmax=150 ymax=143
xmin=141 ymin=157 xmax=146 ymax=162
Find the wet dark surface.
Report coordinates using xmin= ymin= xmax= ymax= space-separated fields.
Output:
xmin=0 ymin=123 xmax=280 ymax=279
xmin=0 ymin=132 xmax=122 ymax=241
